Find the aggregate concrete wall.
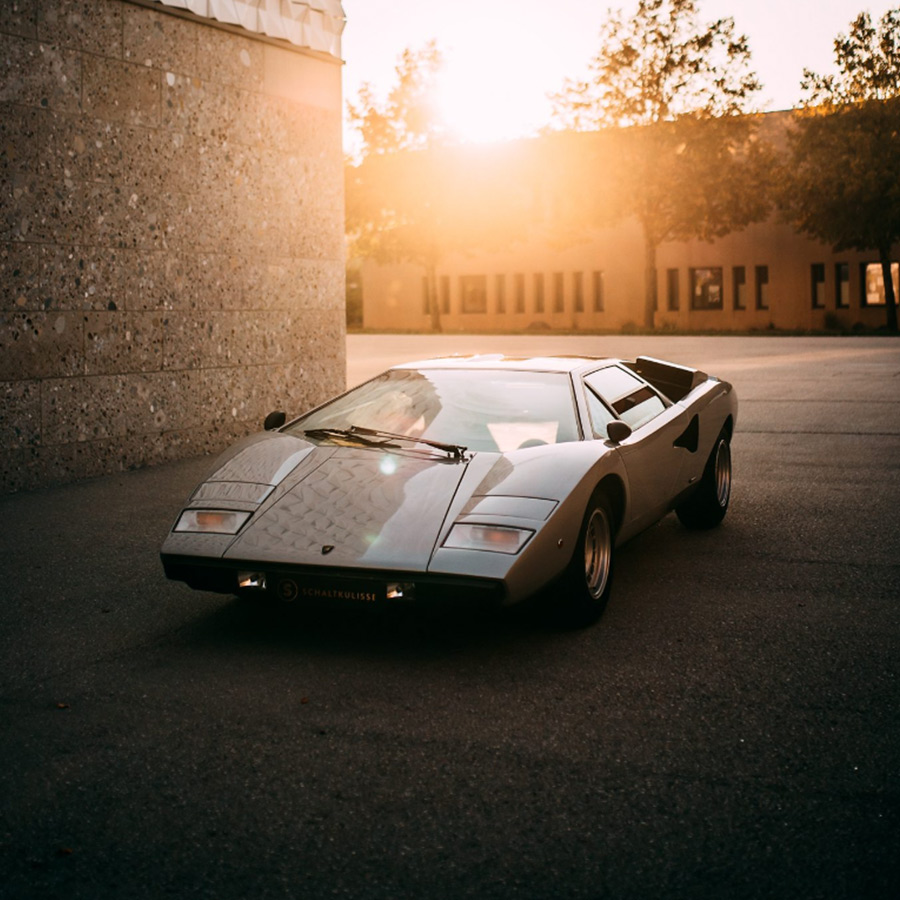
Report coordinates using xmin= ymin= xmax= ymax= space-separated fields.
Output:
xmin=1 ymin=0 xmax=345 ymax=493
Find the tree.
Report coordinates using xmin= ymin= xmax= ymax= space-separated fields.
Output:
xmin=345 ymin=43 xmax=446 ymax=158
xmin=345 ymin=44 xmax=447 ymax=331
xmin=550 ymin=0 xmax=770 ymax=328
xmin=346 ymin=45 xmax=534 ymax=333
xmin=779 ymin=9 xmax=900 ymax=332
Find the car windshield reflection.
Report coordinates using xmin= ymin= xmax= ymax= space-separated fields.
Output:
xmin=285 ymin=368 xmax=580 ymax=452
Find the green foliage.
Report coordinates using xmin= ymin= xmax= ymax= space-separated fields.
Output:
xmin=801 ymin=9 xmax=900 ymax=106
xmin=612 ymin=113 xmax=773 ymax=248
xmin=345 ymin=42 xmax=445 ymax=157
xmin=551 ymin=0 xmax=760 ymax=129
xmin=781 ymin=8 xmax=900 ymax=331
xmin=550 ymin=0 xmax=768 ymax=328
xmin=781 ymin=99 xmax=900 ymax=253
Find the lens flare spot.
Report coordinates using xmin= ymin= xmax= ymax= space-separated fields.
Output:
xmin=379 ymin=455 xmax=398 ymax=476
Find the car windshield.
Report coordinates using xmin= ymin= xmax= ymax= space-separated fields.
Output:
xmin=285 ymin=368 xmax=580 ymax=452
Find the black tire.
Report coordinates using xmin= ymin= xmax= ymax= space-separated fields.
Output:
xmin=553 ymin=489 xmax=615 ymax=628
xmin=676 ymin=431 xmax=732 ymax=529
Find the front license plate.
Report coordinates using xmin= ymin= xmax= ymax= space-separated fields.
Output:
xmin=275 ymin=575 xmax=382 ymax=604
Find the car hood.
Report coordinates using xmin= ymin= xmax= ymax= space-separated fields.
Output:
xmin=223 ymin=445 xmax=469 ymax=570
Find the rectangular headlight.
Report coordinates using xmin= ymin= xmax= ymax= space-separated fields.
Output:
xmin=443 ymin=523 xmax=533 ymax=555
xmin=174 ymin=509 xmax=251 ymax=534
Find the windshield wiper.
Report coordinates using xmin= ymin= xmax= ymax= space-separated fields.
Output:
xmin=301 ymin=427 xmax=401 ymax=450
xmin=348 ymin=426 xmax=468 ymax=460
xmin=302 ymin=426 xmax=467 ymax=460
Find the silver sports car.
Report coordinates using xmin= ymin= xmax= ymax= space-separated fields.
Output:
xmin=161 ymin=354 xmax=736 ymax=626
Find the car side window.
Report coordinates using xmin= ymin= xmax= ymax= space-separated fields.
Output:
xmin=585 ymin=388 xmax=617 ymax=437
xmin=584 ymin=366 xmax=666 ymax=432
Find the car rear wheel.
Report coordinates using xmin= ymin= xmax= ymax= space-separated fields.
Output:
xmin=554 ymin=489 xmax=615 ymax=628
xmin=676 ymin=431 xmax=732 ymax=529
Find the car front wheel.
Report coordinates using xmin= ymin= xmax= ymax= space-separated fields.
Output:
xmin=554 ymin=489 xmax=615 ymax=628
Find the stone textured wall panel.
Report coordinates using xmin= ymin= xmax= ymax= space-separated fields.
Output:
xmin=0 ymin=2 xmax=39 ymax=40
xmin=83 ymin=55 xmax=162 ymax=127
xmin=1 ymin=104 xmax=43 ymax=183
xmin=123 ymin=5 xmax=199 ymax=73
xmin=83 ymin=310 xmax=165 ymax=375
xmin=1 ymin=0 xmax=345 ymax=492
xmin=195 ymin=23 xmax=264 ymax=90
xmin=41 ymin=369 xmax=203 ymax=444
xmin=89 ymin=125 xmax=190 ymax=195
xmin=0 ymin=34 xmax=82 ymax=110
xmin=2 ymin=182 xmax=77 ymax=245
xmin=38 ymin=0 xmax=124 ymax=56
xmin=1 ymin=241 xmax=42 ymax=310
xmin=2 ymin=379 xmax=41 ymax=450
xmin=0 ymin=310 xmax=83 ymax=379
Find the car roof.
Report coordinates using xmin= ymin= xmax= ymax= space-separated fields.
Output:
xmin=391 ymin=354 xmax=619 ymax=374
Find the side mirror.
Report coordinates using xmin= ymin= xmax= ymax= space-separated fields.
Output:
xmin=264 ymin=410 xmax=286 ymax=431
xmin=606 ymin=420 xmax=632 ymax=444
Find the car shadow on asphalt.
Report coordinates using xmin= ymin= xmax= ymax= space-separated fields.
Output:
xmin=171 ymin=588 xmax=592 ymax=665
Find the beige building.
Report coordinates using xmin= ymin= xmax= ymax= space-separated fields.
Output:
xmin=359 ymin=127 xmax=898 ymax=334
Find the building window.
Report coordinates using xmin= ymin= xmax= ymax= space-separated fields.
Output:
xmin=733 ymin=266 xmax=747 ymax=310
xmin=440 ymin=275 xmax=450 ymax=314
xmin=422 ymin=276 xmax=429 ymax=315
xmin=514 ymin=273 xmax=525 ymax=313
xmin=534 ymin=273 xmax=545 ymax=314
xmin=460 ymin=275 xmax=487 ymax=313
xmin=861 ymin=262 xmax=899 ymax=306
xmin=690 ymin=267 xmax=723 ymax=310
xmin=592 ymin=270 xmax=605 ymax=312
xmin=755 ymin=265 xmax=769 ymax=310
xmin=836 ymin=263 xmax=850 ymax=308
xmin=573 ymin=271 xmax=584 ymax=313
xmin=553 ymin=272 xmax=564 ymax=313
xmin=666 ymin=268 xmax=679 ymax=311
xmin=495 ymin=274 xmax=506 ymax=314
xmin=811 ymin=263 xmax=826 ymax=309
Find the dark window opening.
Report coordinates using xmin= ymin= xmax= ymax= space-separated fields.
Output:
xmin=514 ymin=273 xmax=525 ymax=313
xmin=553 ymin=272 xmax=564 ymax=313
xmin=460 ymin=275 xmax=487 ymax=313
xmin=573 ymin=271 xmax=584 ymax=313
xmin=592 ymin=270 xmax=605 ymax=312
xmin=495 ymin=274 xmax=506 ymax=314
xmin=690 ymin=267 xmax=723 ymax=310
xmin=666 ymin=268 xmax=679 ymax=311
xmin=835 ymin=263 xmax=849 ymax=308
xmin=811 ymin=263 xmax=825 ymax=309
xmin=534 ymin=273 xmax=545 ymax=314
xmin=733 ymin=266 xmax=746 ymax=310
xmin=756 ymin=265 xmax=769 ymax=310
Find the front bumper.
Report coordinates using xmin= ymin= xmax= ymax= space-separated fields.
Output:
xmin=161 ymin=553 xmax=507 ymax=609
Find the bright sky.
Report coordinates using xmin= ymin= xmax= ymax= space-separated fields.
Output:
xmin=340 ymin=0 xmax=898 ymax=147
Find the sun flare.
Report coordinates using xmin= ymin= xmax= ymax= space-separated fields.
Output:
xmin=436 ymin=56 xmax=542 ymax=144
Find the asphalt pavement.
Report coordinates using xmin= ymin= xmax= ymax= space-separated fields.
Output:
xmin=1 ymin=335 xmax=899 ymax=900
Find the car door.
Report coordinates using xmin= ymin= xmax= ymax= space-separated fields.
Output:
xmin=582 ymin=365 xmax=690 ymax=533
